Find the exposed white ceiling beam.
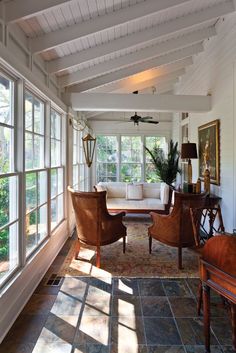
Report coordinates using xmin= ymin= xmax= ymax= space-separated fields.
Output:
xmin=66 ymin=44 xmax=203 ymax=93
xmin=90 ymin=57 xmax=193 ymax=93
xmin=5 ymin=0 xmax=69 ymax=23
xmin=59 ymin=27 xmax=215 ymax=87
xmin=67 ymin=93 xmax=211 ymax=112
xmin=112 ymin=69 xmax=184 ymax=93
xmin=135 ymin=80 xmax=178 ymax=94
xmin=30 ymin=0 xmax=190 ymax=54
xmin=47 ymin=0 xmax=234 ymax=73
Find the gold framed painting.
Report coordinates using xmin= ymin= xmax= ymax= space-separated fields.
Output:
xmin=198 ymin=119 xmax=220 ymax=185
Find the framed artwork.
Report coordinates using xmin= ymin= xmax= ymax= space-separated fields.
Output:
xmin=198 ymin=119 xmax=220 ymax=185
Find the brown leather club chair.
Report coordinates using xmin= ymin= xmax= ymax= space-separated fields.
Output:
xmin=200 ymin=235 xmax=236 ymax=352
xmin=148 ymin=191 xmax=207 ymax=269
xmin=68 ymin=187 xmax=127 ymax=268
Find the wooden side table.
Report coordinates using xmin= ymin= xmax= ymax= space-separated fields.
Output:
xmin=205 ymin=194 xmax=221 ymax=207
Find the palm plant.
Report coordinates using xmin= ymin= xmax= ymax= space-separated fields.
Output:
xmin=145 ymin=139 xmax=181 ymax=188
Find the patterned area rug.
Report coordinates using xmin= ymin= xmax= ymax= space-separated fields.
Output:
xmin=59 ymin=219 xmax=200 ymax=278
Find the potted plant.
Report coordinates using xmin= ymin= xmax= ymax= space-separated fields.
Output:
xmin=145 ymin=139 xmax=181 ymax=210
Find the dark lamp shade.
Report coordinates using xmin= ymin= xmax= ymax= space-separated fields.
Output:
xmin=181 ymin=142 xmax=198 ymax=159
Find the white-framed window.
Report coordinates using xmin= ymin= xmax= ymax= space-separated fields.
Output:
xmin=96 ymin=135 xmax=118 ymax=182
xmin=0 ymin=72 xmax=19 ymax=285
xmin=50 ymin=109 xmax=64 ymax=231
xmin=121 ymin=136 xmax=142 ymax=182
xmin=24 ymin=91 xmax=48 ymax=256
xmin=72 ymin=129 xmax=79 ymax=189
xmin=96 ymin=134 xmax=167 ymax=183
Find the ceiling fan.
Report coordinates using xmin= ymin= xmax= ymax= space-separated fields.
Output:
xmin=129 ymin=90 xmax=159 ymax=126
xmin=129 ymin=112 xmax=159 ymax=126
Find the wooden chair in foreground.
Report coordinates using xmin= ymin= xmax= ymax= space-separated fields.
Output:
xmin=200 ymin=235 xmax=236 ymax=352
xmin=190 ymin=205 xmax=230 ymax=315
xmin=148 ymin=191 xmax=207 ymax=269
xmin=68 ymin=187 xmax=127 ymax=268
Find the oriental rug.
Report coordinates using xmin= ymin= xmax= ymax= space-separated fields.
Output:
xmin=59 ymin=218 xmax=200 ymax=278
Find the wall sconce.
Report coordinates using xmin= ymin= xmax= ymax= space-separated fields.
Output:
xmin=181 ymin=142 xmax=198 ymax=184
xmin=82 ymin=134 xmax=96 ymax=168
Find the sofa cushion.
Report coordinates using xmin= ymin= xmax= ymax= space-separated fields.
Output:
xmin=126 ymin=183 xmax=143 ymax=200
xmin=143 ymin=183 xmax=161 ymax=198
xmin=97 ymin=182 xmax=126 ymax=198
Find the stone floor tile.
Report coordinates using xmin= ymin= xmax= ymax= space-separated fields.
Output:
xmin=184 ymin=345 xmax=223 ymax=353
xmin=38 ymin=314 xmax=78 ymax=343
xmin=0 ymin=342 xmax=35 ymax=353
xmin=111 ymin=316 xmax=145 ymax=345
xmin=113 ymin=277 xmax=139 ymax=296
xmin=210 ymin=317 xmax=233 ymax=346
xmin=3 ymin=314 xmax=47 ymax=344
xmin=22 ymin=294 xmax=56 ymax=315
xmin=74 ymin=344 xmax=110 ymax=353
xmin=144 ymin=317 xmax=181 ymax=345
xmin=176 ymin=318 xmax=217 ymax=345
xmin=110 ymin=344 xmax=148 ymax=353
xmin=32 ymin=341 xmax=72 ymax=353
xmin=74 ymin=315 xmax=110 ymax=345
xmin=221 ymin=346 xmax=236 ymax=353
xmin=169 ymin=297 xmax=197 ymax=317
xmin=50 ymin=291 xmax=83 ymax=316
xmin=138 ymin=279 xmax=165 ymax=296
xmin=186 ymin=278 xmax=200 ymax=298
xmin=162 ymin=280 xmax=192 ymax=297
xmin=60 ymin=277 xmax=90 ymax=300
xmin=87 ymin=278 xmax=113 ymax=296
xmin=83 ymin=293 xmax=112 ymax=316
xmin=112 ymin=295 xmax=142 ymax=316
xmin=141 ymin=297 xmax=172 ymax=317
xmin=147 ymin=347 xmax=185 ymax=353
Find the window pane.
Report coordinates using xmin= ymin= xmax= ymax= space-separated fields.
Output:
xmin=97 ymin=136 xmax=118 ymax=162
xmin=51 ymin=110 xmax=61 ymax=139
xmin=0 ymin=222 xmax=19 ymax=284
xmin=51 ymin=140 xmax=61 ymax=167
xmin=34 ymin=135 xmax=44 ymax=169
xmin=146 ymin=164 xmax=160 ymax=183
xmin=25 ymin=92 xmax=33 ymax=131
xmin=51 ymin=195 xmax=63 ymax=231
xmin=34 ymin=98 xmax=44 ymax=134
xmin=51 ymin=169 xmax=57 ymax=198
xmin=25 ymin=173 xmax=37 ymax=213
xmin=58 ymin=168 xmax=63 ymax=194
xmin=38 ymin=205 xmax=47 ymax=241
xmin=0 ymin=176 xmax=18 ymax=228
xmin=145 ymin=136 xmax=166 ymax=162
xmin=0 ymin=126 xmax=13 ymax=174
xmin=121 ymin=164 xmax=142 ymax=182
xmin=25 ymin=132 xmax=33 ymax=170
xmin=121 ymin=136 xmax=142 ymax=163
xmin=58 ymin=194 xmax=64 ymax=224
xmin=26 ymin=211 xmax=37 ymax=256
xmin=38 ymin=171 xmax=47 ymax=205
xmin=0 ymin=76 xmax=13 ymax=125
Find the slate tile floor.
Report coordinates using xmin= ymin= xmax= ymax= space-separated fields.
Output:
xmin=0 ymin=245 xmax=234 ymax=353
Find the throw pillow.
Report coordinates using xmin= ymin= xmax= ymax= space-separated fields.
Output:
xmin=126 ymin=183 xmax=143 ymax=200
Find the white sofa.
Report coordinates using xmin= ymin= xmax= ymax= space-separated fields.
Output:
xmin=94 ymin=182 xmax=170 ymax=214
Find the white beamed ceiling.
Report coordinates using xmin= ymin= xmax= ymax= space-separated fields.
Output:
xmin=5 ymin=0 xmax=236 ymax=119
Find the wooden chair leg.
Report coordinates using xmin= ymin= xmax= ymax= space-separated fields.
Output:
xmin=74 ymin=239 xmax=81 ymax=259
xmin=123 ymin=236 xmax=126 ymax=253
xmin=197 ymin=281 xmax=203 ymax=315
xmin=231 ymin=303 xmax=236 ymax=351
xmin=178 ymin=246 xmax=183 ymax=270
xmin=149 ymin=236 xmax=152 ymax=254
xmin=203 ymin=284 xmax=211 ymax=353
xmin=96 ymin=246 xmax=101 ymax=268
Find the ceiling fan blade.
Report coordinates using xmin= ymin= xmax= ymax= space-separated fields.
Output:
xmin=141 ymin=116 xmax=153 ymax=120
xmin=142 ymin=120 xmax=159 ymax=124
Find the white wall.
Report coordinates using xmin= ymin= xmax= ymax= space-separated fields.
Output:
xmin=175 ymin=13 xmax=236 ymax=232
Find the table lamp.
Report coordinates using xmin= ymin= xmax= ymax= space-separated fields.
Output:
xmin=181 ymin=142 xmax=198 ymax=184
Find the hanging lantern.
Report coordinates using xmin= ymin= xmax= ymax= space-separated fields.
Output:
xmin=82 ymin=133 xmax=96 ymax=167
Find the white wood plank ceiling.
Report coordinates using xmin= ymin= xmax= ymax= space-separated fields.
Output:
xmin=4 ymin=0 xmax=236 ymax=118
